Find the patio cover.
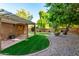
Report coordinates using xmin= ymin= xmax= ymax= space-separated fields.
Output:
xmin=0 ymin=9 xmax=35 ymax=25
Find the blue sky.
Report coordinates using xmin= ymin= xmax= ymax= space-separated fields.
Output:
xmin=0 ymin=3 xmax=47 ymax=23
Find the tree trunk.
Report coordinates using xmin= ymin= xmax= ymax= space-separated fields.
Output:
xmin=63 ymin=24 xmax=70 ymax=35
xmin=44 ymin=28 xmax=46 ymax=32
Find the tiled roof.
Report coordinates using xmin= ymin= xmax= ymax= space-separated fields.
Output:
xmin=0 ymin=9 xmax=35 ymax=24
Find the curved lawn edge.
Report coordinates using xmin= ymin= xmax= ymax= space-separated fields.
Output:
xmin=27 ymin=43 xmax=50 ymax=56
xmin=1 ymin=35 xmax=50 ymax=55
xmin=27 ymin=40 xmax=50 ymax=56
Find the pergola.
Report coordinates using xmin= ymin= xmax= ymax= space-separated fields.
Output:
xmin=0 ymin=9 xmax=36 ymax=50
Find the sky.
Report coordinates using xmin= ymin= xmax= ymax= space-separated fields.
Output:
xmin=0 ymin=3 xmax=47 ymax=23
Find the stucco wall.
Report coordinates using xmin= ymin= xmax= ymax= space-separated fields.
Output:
xmin=1 ymin=22 xmax=16 ymax=40
xmin=0 ymin=17 xmax=28 ymax=40
xmin=1 ymin=22 xmax=28 ymax=40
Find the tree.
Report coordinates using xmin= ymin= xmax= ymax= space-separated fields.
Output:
xmin=45 ymin=3 xmax=79 ymax=35
xmin=16 ymin=9 xmax=33 ymax=20
xmin=37 ymin=18 xmax=47 ymax=29
xmin=37 ymin=10 xmax=49 ymax=29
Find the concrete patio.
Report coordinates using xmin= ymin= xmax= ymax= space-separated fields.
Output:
xmin=1 ymin=35 xmax=27 ymax=50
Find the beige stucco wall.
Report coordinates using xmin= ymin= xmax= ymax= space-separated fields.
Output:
xmin=1 ymin=22 xmax=16 ymax=40
xmin=0 ymin=22 xmax=28 ymax=40
xmin=0 ymin=17 xmax=28 ymax=40
xmin=15 ymin=24 xmax=28 ymax=37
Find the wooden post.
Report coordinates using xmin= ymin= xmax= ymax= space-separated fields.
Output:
xmin=34 ymin=24 xmax=36 ymax=35
xmin=0 ymin=17 xmax=2 ymax=51
xmin=24 ymin=24 xmax=28 ymax=38
xmin=27 ymin=25 xmax=28 ymax=37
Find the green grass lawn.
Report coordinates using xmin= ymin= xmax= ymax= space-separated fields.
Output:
xmin=29 ymin=32 xmax=50 ymax=37
xmin=1 ymin=35 xmax=49 ymax=55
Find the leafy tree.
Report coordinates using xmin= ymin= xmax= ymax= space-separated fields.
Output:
xmin=37 ymin=10 xmax=49 ymax=29
xmin=37 ymin=18 xmax=47 ymax=29
xmin=16 ymin=9 xmax=33 ymax=20
xmin=45 ymin=3 xmax=79 ymax=35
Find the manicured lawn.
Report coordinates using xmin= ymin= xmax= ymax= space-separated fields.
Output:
xmin=1 ymin=35 xmax=49 ymax=55
xmin=36 ymin=32 xmax=50 ymax=36
xmin=29 ymin=32 xmax=50 ymax=37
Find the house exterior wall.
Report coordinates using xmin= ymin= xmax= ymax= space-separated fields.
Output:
xmin=1 ymin=22 xmax=16 ymax=40
xmin=1 ymin=22 xmax=28 ymax=40
xmin=15 ymin=24 xmax=27 ymax=37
